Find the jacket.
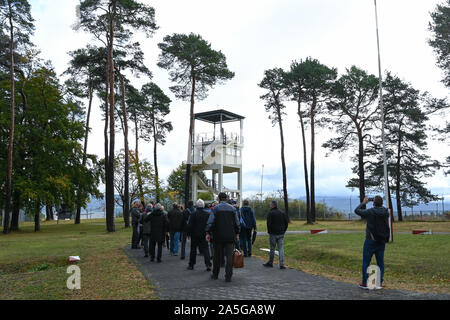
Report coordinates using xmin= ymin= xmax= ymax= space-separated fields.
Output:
xmin=206 ymin=201 xmax=240 ymax=243
xmin=354 ymin=203 xmax=389 ymax=241
xmin=130 ymin=207 xmax=141 ymax=225
xmin=187 ymin=208 xmax=211 ymax=238
xmin=168 ymin=208 xmax=184 ymax=233
xmin=144 ymin=208 xmax=168 ymax=242
xmin=140 ymin=211 xmax=152 ymax=235
xmin=267 ymin=207 xmax=288 ymax=235
xmin=240 ymin=206 xmax=257 ymax=230
xmin=181 ymin=206 xmax=194 ymax=232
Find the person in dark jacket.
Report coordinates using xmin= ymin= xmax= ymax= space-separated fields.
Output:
xmin=187 ymin=199 xmax=212 ymax=271
xmin=138 ymin=202 xmax=145 ymax=247
xmin=180 ymin=200 xmax=195 ymax=260
xmin=167 ymin=203 xmax=184 ymax=256
xmin=263 ymin=201 xmax=288 ymax=269
xmin=239 ymin=199 xmax=257 ymax=257
xmin=130 ymin=201 xmax=142 ymax=249
xmin=140 ymin=204 xmax=153 ymax=257
xmin=144 ymin=203 xmax=169 ymax=262
xmin=354 ymin=196 xmax=390 ymax=290
xmin=206 ymin=192 xmax=240 ymax=282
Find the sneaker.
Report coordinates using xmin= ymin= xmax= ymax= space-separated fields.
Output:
xmin=173 ymin=253 xmax=178 ymax=257
xmin=263 ymin=262 xmax=273 ymax=268
xmin=187 ymin=265 xmax=194 ymax=270
xmin=280 ymin=266 xmax=286 ymax=270
xmin=358 ymin=283 xmax=369 ymax=290
xmin=375 ymin=285 xmax=383 ymax=290
xmin=206 ymin=266 xmax=211 ymax=272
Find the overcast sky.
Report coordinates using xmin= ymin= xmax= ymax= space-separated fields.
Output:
xmin=29 ymin=0 xmax=449 ymax=200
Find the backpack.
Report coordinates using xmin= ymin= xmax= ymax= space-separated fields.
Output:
xmin=371 ymin=209 xmax=390 ymax=243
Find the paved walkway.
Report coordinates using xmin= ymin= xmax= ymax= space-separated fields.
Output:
xmin=123 ymin=242 xmax=449 ymax=300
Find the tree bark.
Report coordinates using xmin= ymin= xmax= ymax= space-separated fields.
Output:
xmin=134 ymin=117 xmax=144 ymax=204
xmin=3 ymin=3 xmax=15 ymax=235
xmin=45 ymin=204 xmax=54 ymax=221
xmin=184 ymin=69 xmax=196 ymax=207
xmin=76 ymin=83 xmax=94 ymax=224
xmin=152 ymin=112 xmax=160 ymax=203
xmin=276 ymin=106 xmax=289 ymax=221
xmin=34 ymin=201 xmax=41 ymax=232
xmin=395 ymin=131 xmax=403 ymax=221
xmin=297 ymin=100 xmax=310 ymax=222
xmin=10 ymin=191 xmax=20 ymax=231
xmin=310 ymin=99 xmax=316 ymax=223
xmin=118 ymin=72 xmax=130 ymax=228
xmin=357 ymin=128 xmax=366 ymax=203
xmin=106 ymin=3 xmax=116 ymax=232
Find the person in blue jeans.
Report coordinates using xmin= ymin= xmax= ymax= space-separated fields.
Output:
xmin=168 ymin=203 xmax=184 ymax=256
xmin=263 ymin=201 xmax=288 ymax=269
xmin=354 ymin=195 xmax=390 ymax=290
xmin=180 ymin=201 xmax=195 ymax=260
xmin=239 ymin=200 xmax=257 ymax=257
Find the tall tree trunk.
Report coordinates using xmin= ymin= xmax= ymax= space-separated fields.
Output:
xmin=104 ymin=80 xmax=109 ymax=224
xmin=396 ymin=132 xmax=403 ymax=221
xmin=45 ymin=204 xmax=54 ymax=221
xmin=310 ymin=100 xmax=316 ymax=223
xmin=3 ymin=4 xmax=15 ymax=235
xmin=357 ymin=129 xmax=366 ymax=203
xmin=76 ymin=83 xmax=94 ymax=224
xmin=184 ymin=70 xmax=196 ymax=207
xmin=119 ymin=72 xmax=130 ymax=228
xmin=10 ymin=191 xmax=20 ymax=231
xmin=106 ymin=4 xmax=116 ymax=232
xmin=276 ymin=106 xmax=289 ymax=221
xmin=34 ymin=201 xmax=41 ymax=232
xmin=297 ymin=100 xmax=310 ymax=222
xmin=387 ymin=184 xmax=394 ymax=221
xmin=134 ymin=117 xmax=144 ymax=203
xmin=152 ymin=114 xmax=160 ymax=203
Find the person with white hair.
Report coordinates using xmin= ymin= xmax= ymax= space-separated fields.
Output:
xmin=186 ymin=199 xmax=212 ymax=271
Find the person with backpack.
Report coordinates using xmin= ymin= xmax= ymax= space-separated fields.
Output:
xmin=239 ymin=200 xmax=257 ymax=257
xmin=354 ymin=195 xmax=390 ymax=290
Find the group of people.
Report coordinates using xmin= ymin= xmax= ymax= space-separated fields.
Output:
xmin=130 ymin=192 xmax=388 ymax=289
xmin=129 ymin=192 xmax=288 ymax=282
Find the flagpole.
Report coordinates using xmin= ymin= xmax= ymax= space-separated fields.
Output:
xmin=374 ymin=0 xmax=393 ymax=242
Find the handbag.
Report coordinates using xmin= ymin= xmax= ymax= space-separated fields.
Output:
xmin=233 ymin=248 xmax=244 ymax=268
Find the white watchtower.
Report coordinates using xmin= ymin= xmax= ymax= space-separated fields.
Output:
xmin=191 ymin=109 xmax=245 ymax=205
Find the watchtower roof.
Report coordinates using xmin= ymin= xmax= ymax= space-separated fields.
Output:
xmin=194 ymin=109 xmax=245 ymax=124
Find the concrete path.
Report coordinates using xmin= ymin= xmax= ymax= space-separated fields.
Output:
xmin=123 ymin=242 xmax=449 ymax=300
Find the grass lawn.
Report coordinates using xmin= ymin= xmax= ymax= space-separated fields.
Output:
xmin=252 ymin=232 xmax=450 ymax=294
xmin=0 ymin=220 xmax=156 ymax=300
xmin=256 ymin=219 xmax=450 ymax=233
xmin=1 ymin=219 xmax=448 ymax=298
